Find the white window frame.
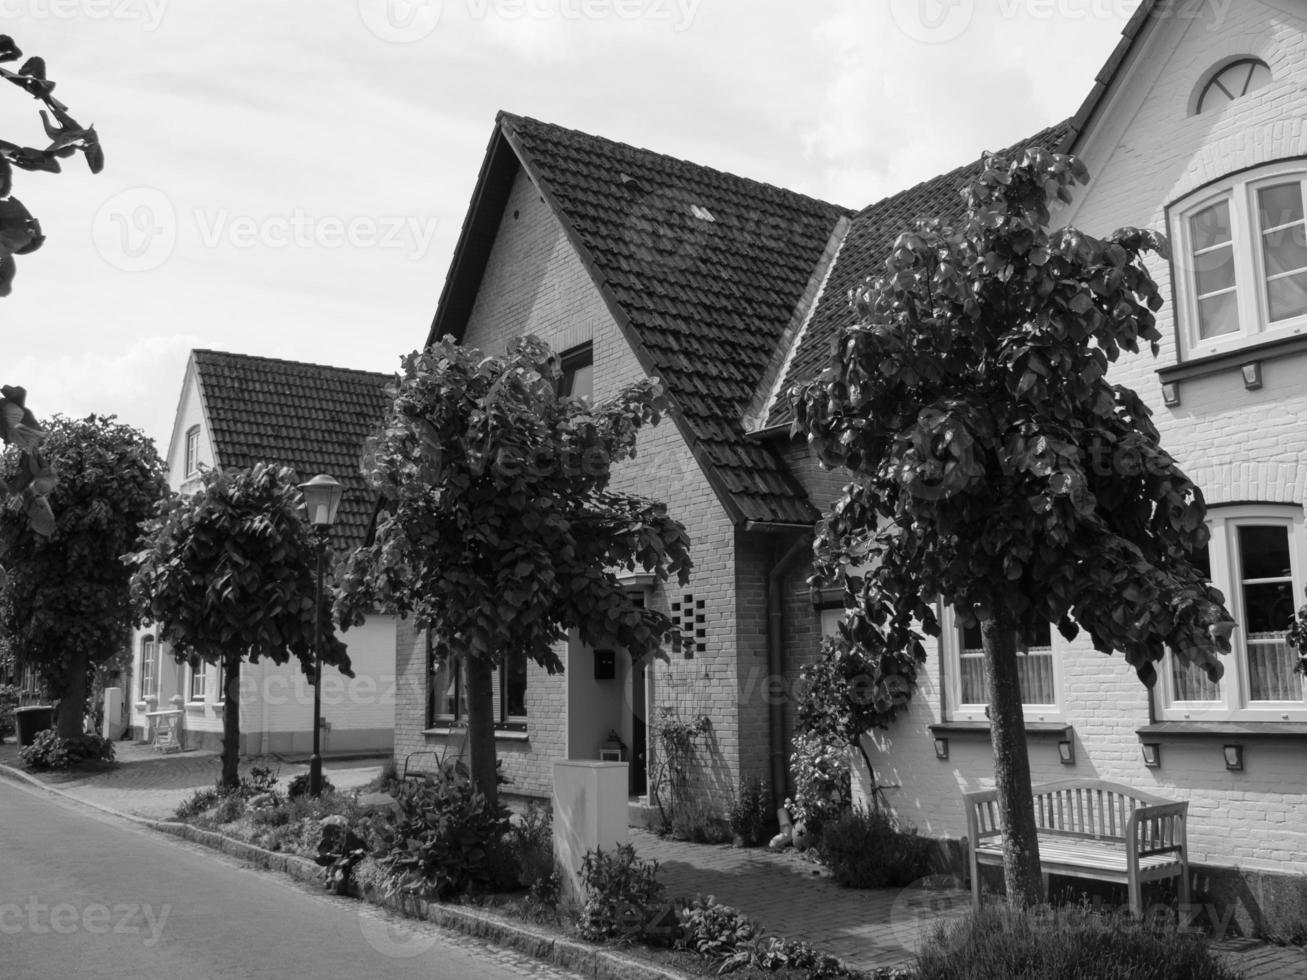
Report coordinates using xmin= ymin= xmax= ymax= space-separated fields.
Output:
xmin=1172 ymin=161 xmax=1307 ymax=361
xmin=1157 ymin=505 xmax=1307 ymax=722
xmin=184 ymin=425 xmax=200 ymax=476
xmin=139 ymin=636 xmax=159 ymax=700
xmin=188 ymin=660 xmax=207 ymax=702
xmin=941 ymin=609 xmax=1064 ymax=724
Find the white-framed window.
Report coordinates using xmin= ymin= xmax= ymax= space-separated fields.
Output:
xmin=1172 ymin=161 xmax=1307 ymax=361
xmin=942 ymin=611 xmax=1062 ymax=723
xmin=1194 ymin=58 xmax=1271 ymax=116
xmin=560 ymin=342 xmax=593 ymax=403
xmin=188 ymin=658 xmax=206 ymax=702
xmin=139 ymin=635 xmax=159 ymax=699
xmin=184 ymin=425 xmax=200 ymax=476
xmin=215 ymin=661 xmax=228 ymax=704
xmin=1157 ymin=505 xmax=1306 ymax=722
xmin=427 ymin=645 xmax=527 ymax=730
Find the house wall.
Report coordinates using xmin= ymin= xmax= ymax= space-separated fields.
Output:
xmin=128 ymin=361 xmax=395 ymax=758
xmin=398 ymin=165 xmax=751 ymax=814
xmin=854 ymin=4 xmax=1307 ymax=938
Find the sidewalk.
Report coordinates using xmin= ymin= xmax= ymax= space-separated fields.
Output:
xmin=2 ymin=743 xmax=1303 ymax=979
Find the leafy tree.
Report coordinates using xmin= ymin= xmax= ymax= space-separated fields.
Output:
xmin=127 ymin=463 xmax=353 ymax=789
xmin=793 ymin=149 xmax=1232 ymax=907
xmin=0 ymin=414 xmax=166 ymax=738
xmin=337 ymin=335 xmax=693 ymax=805
xmin=1 ymin=34 xmax=103 ymax=297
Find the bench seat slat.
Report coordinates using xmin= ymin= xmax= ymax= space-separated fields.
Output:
xmin=974 ymin=836 xmax=1181 ymax=874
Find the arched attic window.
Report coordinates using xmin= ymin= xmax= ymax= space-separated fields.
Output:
xmin=1195 ymin=58 xmax=1271 ymax=115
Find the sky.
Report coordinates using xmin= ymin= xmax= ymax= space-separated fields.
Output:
xmin=0 ymin=0 xmax=1141 ymax=455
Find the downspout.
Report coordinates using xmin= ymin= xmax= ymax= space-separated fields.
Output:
xmin=766 ymin=534 xmax=810 ymax=815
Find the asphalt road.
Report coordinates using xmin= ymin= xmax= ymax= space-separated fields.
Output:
xmin=0 ymin=778 xmax=583 ymax=980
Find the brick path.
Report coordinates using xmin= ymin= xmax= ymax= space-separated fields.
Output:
xmin=629 ymin=830 xmax=1307 ymax=979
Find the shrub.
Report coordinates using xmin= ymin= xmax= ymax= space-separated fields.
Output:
xmin=675 ymin=895 xmax=760 ymax=959
xmin=915 ymin=904 xmax=1245 ymax=980
xmin=19 ymin=730 xmax=115 ymax=770
xmin=819 ymin=806 xmax=935 ymax=889
xmin=0 ymin=684 xmax=17 ymax=741
xmin=175 ymin=786 xmax=224 ymax=820
xmin=316 ymin=822 xmax=370 ymax=896
xmin=578 ymin=843 xmax=671 ymax=943
xmin=373 ymin=764 xmax=511 ymax=900
xmin=788 ymin=730 xmax=850 ymax=834
xmin=728 ymin=777 xmax=773 ymax=847
xmin=286 ymin=771 xmax=332 ymax=799
xmin=240 ymin=764 xmax=278 ymax=797
xmin=505 ymin=800 xmax=555 ymax=894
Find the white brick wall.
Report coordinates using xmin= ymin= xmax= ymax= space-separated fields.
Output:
xmin=855 ymin=2 xmax=1307 ymax=876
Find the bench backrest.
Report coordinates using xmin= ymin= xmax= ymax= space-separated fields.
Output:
xmin=965 ymin=779 xmax=1178 ymax=843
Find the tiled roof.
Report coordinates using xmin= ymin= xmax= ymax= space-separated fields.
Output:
xmin=764 ymin=119 xmax=1075 ymax=428
xmin=192 ymin=349 xmax=394 ymax=551
xmin=495 ymin=114 xmax=852 ymax=525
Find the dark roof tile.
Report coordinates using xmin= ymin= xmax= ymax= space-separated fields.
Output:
xmin=193 ymin=349 xmax=394 ymax=552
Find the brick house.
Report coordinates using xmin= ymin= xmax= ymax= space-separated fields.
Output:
xmin=398 ymin=0 xmax=1307 ymax=931
xmin=129 ymin=350 xmax=397 ymax=757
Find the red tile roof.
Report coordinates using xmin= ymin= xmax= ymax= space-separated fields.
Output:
xmin=192 ymin=349 xmax=394 ymax=551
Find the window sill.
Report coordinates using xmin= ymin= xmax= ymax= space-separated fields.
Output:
xmin=185 ymin=702 xmax=207 ymax=712
xmin=929 ymin=721 xmax=1072 ymax=738
xmin=423 ymin=726 xmax=529 ymax=742
xmin=1158 ymin=332 xmax=1307 ymax=385
xmin=1138 ymin=721 xmax=1307 ymax=739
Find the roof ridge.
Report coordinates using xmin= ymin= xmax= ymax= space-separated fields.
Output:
xmin=193 ymin=348 xmax=396 ymax=382
xmin=497 ymin=110 xmax=855 ymax=216
xmin=854 ymin=118 xmax=1074 ymax=217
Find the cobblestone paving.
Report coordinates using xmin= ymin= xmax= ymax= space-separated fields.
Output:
xmin=630 ymin=830 xmax=1307 ymax=979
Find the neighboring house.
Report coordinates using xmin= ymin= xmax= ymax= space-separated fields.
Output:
xmin=129 ymin=349 xmax=398 ymax=757
xmin=396 ymin=1 xmax=1307 ymax=933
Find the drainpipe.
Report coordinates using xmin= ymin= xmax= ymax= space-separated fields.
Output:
xmin=766 ymin=535 xmax=810 ymax=815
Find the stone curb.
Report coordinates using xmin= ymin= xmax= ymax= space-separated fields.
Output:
xmin=0 ymin=760 xmax=691 ymax=980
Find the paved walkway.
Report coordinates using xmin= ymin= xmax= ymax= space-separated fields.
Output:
xmin=2 ymin=744 xmax=1304 ymax=978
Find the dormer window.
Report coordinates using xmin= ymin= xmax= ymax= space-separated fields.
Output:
xmin=1195 ymin=58 xmax=1271 ymax=115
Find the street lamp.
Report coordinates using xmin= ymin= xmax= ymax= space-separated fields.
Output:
xmin=299 ymin=473 xmax=343 ymax=797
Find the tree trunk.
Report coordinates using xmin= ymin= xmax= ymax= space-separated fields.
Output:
xmin=464 ymin=654 xmax=498 ymax=807
xmin=981 ymin=617 xmax=1044 ymax=908
xmin=55 ymin=651 xmax=89 ymax=738
xmin=221 ymin=655 xmax=241 ymax=790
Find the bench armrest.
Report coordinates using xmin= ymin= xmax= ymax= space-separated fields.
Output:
xmin=1128 ymin=801 xmax=1188 ymax=857
xmin=963 ymin=788 xmax=1002 ymax=842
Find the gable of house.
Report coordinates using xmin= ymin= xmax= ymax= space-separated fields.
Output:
xmin=429 ymin=112 xmax=852 ymax=527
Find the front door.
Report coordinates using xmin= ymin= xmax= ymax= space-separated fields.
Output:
xmin=631 ymin=662 xmax=648 ymax=797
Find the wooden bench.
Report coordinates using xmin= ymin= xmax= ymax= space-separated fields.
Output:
xmin=964 ymin=778 xmax=1190 ymax=916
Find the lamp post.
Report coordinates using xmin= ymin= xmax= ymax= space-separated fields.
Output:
xmin=299 ymin=473 xmax=343 ymax=797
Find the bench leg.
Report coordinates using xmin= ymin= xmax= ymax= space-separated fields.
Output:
xmin=970 ymin=852 xmax=982 ymax=911
xmin=1178 ymin=859 xmax=1191 ymax=911
xmin=1128 ymin=877 xmax=1142 ymax=919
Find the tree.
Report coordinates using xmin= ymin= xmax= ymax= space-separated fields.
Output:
xmin=127 ymin=463 xmax=353 ymax=789
xmin=337 ymin=335 xmax=693 ymax=806
xmin=0 ymin=414 xmax=166 ymax=737
xmin=1 ymin=34 xmax=103 ymax=296
xmin=793 ymin=149 xmax=1233 ymax=908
